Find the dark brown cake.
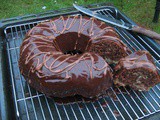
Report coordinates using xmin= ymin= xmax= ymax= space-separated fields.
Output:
xmin=19 ymin=15 xmax=130 ymax=98
xmin=114 ymin=50 xmax=160 ymax=91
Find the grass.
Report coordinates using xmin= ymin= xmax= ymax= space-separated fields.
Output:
xmin=0 ymin=0 xmax=160 ymax=33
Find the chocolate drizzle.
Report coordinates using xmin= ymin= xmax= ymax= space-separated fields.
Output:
xmin=19 ymin=15 xmax=131 ymax=98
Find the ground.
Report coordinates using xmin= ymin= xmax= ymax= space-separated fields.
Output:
xmin=0 ymin=0 xmax=159 ymax=33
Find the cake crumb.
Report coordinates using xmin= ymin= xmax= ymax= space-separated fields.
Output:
xmin=113 ymin=110 xmax=120 ymax=117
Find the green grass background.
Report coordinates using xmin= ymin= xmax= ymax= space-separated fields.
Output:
xmin=0 ymin=0 xmax=160 ymax=33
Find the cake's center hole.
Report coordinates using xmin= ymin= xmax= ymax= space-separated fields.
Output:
xmin=55 ymin=32 xmax=90 ymax=55
xmin=64 ymin=50 xmax=83 ymax=55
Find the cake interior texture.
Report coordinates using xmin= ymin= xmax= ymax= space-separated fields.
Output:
xmin=114 ymin=50 xmax=160 ymax=91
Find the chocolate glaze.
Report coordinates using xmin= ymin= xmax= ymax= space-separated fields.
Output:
xmin=114 ymin=50 xmax=160 ymax=91
xmin=19 ymin=15 xmax=130 ymax=98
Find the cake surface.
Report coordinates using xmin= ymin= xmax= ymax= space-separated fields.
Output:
xmin=114 ymin=50 xmax=160 ymax=91
xmin=19 ymin=15 xmax=130 ymax=98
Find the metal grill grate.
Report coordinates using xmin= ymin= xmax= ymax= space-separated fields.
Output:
xmin=3 ymin=7 xmax=160 ymax=120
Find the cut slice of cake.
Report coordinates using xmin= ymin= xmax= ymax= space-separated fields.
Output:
xmin=114 ymin=50 xmax=160 ymax=91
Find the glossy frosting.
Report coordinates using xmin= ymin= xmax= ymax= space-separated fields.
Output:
xmin=114 ymin=50 xmax=160 ymax=91
xmin=19 ymin=15 xmax=130 ymax=98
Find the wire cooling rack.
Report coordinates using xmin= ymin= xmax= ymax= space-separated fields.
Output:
xmin=3 ymin=7 xmax=160 ymax=120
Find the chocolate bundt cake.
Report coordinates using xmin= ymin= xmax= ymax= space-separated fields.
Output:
xmin=19 ymin=15 xmax=130 ymax=98
xmin=114 ymin=50 xmax=160 ymax=91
